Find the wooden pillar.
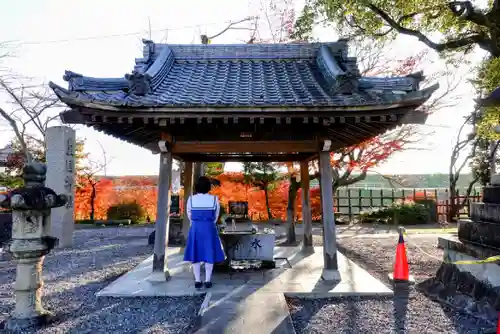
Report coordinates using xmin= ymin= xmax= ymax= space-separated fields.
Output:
xmin=319 ymin=142 xmax=340 ymax=281
xmin=151 ymin=142 xmax=173 ymax=282
xmin=300 ymin=160 xmax=313 ymax=250
xmin=193 ymin=162 xmax=204 ymax=183
xmin=182 ymin=162 xmax=194 ymax=243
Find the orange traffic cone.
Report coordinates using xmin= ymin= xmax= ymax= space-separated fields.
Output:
xmin=389 ymin=228 xmax=413 ymax=284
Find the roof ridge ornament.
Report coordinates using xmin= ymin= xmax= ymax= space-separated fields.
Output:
xmin=142 ymin=39 xmax=155 ymax=64
xmin=405 ymin=71 xmax=425 ymax=90
xmin=63 ymin=70 xmax=82 ymax=81
xmin=316 ymin=45 xmax=359 ymax=94
xmin=63 ymin=71 xmax=84 ymax=90
xmin=336 ymin=38 xmax=350 ymax=60
xmin=134 ymin=39 xmax=156 ymax=73
xmin=61 ymin=70 xmax=129 ymax=92
xmin=125 ymin=71 xmax=152 ymax=96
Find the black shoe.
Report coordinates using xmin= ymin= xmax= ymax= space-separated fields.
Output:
xmin=194 ymin=282 xmax=203 ymax=289
xmin=204 ymin=282 xmax=212 ymax=289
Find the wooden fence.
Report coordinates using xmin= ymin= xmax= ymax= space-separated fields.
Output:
xmin=333 ymin=187 xmax=482 ymax=220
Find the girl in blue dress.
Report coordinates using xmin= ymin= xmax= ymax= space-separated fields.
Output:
xmin=183 ymin=176 xmax=225 ymax=289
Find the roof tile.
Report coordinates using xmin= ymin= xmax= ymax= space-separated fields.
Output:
xmin=50 ymin=42 xmax=435 ymax=109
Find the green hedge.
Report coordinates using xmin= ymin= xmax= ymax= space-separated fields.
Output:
xmin=75 ymin=219 xmax=94 ymax=225
xmin=75 ymin=219 xmax=132 ymax=226
xmin=94 ymin=219 xmax=132 ymax=226
xmin=106 ymin=202 xmax=146 ymax=224
xmin=359 ymin=201 xmax=430 ymax=225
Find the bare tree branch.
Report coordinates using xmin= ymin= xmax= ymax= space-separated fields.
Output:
xmin=200 ymin=17 xmax=256 ymax=44
xmin=0 ymin=72 xmax=63 ymax=165
xmin=447 ymin=110 xmax=479 ymax=220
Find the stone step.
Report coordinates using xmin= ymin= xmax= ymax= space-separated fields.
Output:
xmin=195 ymin=289 xmax=295 ymax=334
xmin=418 ymin=238 xmax=500 ymax=330
xmin=458 ymin=219 xmax=500 ymax=250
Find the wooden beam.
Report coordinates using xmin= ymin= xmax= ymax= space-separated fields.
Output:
xmin=171 ymin=140 xmax=319 ymax=154
xmin=178 ymin=153 xmax=315 ymax=162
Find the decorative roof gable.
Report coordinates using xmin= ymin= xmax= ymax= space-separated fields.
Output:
xmin=50 ymin=39 xmax=436 ymax=109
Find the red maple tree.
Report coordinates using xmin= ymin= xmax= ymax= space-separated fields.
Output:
xmin=74 ymin=175 xmax=114 ymax=220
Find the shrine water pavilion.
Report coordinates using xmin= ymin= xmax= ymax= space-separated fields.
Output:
xmin=49 ymin=39 xmax=437 ymax=281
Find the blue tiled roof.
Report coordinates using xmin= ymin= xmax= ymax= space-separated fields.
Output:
xmin=50 ymin=40 xmax=437 ymax=109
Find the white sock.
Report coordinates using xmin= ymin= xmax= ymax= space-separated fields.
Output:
xmin=192 ymin=263 xmax=201 ymax=282
xmin=205 ymin=263 xmax=214 ymax=282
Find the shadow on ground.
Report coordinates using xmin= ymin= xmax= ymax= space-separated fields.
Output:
xmin=277 ymin=235 xmax=492 ymax=333
xmin=0 ymin=227 xmax=202 ymax=334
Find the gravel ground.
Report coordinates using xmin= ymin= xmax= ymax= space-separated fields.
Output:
xmin=286 ymin=234 xmax=493 ymax=334
xmin=0 ymin=227 xmax=203 ymax=334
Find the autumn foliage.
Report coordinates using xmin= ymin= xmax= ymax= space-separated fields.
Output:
xmin=74 ymin=175 xmax=113 ymax=220
xmin=74 ymin=176 xmax=157 ymax=220
xmin=73 ymin=172 xmax=327 ymax=221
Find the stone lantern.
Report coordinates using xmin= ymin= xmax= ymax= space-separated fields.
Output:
xmin=0 ymin=162 xmax=67 ymax=330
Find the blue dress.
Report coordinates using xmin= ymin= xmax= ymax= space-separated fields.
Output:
xmin=183 ymin=195 xmax=226 ymax=264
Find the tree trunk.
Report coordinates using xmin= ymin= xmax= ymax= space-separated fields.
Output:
xmin=264 ymin=187 xmax=273 ymax=220
xmin=286 ymin=177 xmax=300 ymax=243
xmin=332 ymin=185 xmax=338 ymax=205
xmin=89 ymin=183 xmax=96 ymax=221
xmin=448 ymin=183 xmax=459 ymax=223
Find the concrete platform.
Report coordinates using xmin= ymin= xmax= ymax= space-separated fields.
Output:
xmin=96 ymin=246 xmax=392 ymax=298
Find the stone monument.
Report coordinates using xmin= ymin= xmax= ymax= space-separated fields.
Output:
xmin=418 ymin=173 xmax=500 ymax=327
xmin=0 ymin=162 xmax=67 ymax=330
xmin=148 ymin=194 xmax=184 ymax=246
xmin=45 ymin=126 xmax=76 ymax=248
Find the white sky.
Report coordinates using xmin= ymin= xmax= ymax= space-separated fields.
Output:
xmin=0 ymin=0 xmax=483 ymax=176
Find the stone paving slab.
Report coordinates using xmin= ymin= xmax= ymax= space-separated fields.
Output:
xmin=195 ymin=289 xmax=295 ymax=334
xmin=96 ymin=246 xmax=392 ymax=298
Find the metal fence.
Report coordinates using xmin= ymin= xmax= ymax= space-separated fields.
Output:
xmin=333 ymin=187 xmax=482 ymax=220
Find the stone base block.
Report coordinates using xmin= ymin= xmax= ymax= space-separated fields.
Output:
xmin=491 ymin=174 xmax=500 ymax=186
xmin=470 ymin=202 xmax=500 ymax=223
xmin=440 ymin=236 xmax=500 ymax=288
xmin=483 ymin=185 xmax=500 ymax=204
xmin=149 ymin=270 xmax=171 ymax=282
xmin=458 ymin=219 xmax=500 ymax=250
xmin=321 ymin=269 xmax=341 ymax=282
xmin=417 ymin=236 xmax=500 ymax=329
xmin=5 ymin=311 xmax=53 ymax=331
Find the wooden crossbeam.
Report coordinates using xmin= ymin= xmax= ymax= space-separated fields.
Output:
xmin=171 ymin=140 xmax=319 ymax=154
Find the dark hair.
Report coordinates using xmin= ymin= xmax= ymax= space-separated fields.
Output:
xmin=194 ymin=176 xmax=212 ymax=194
